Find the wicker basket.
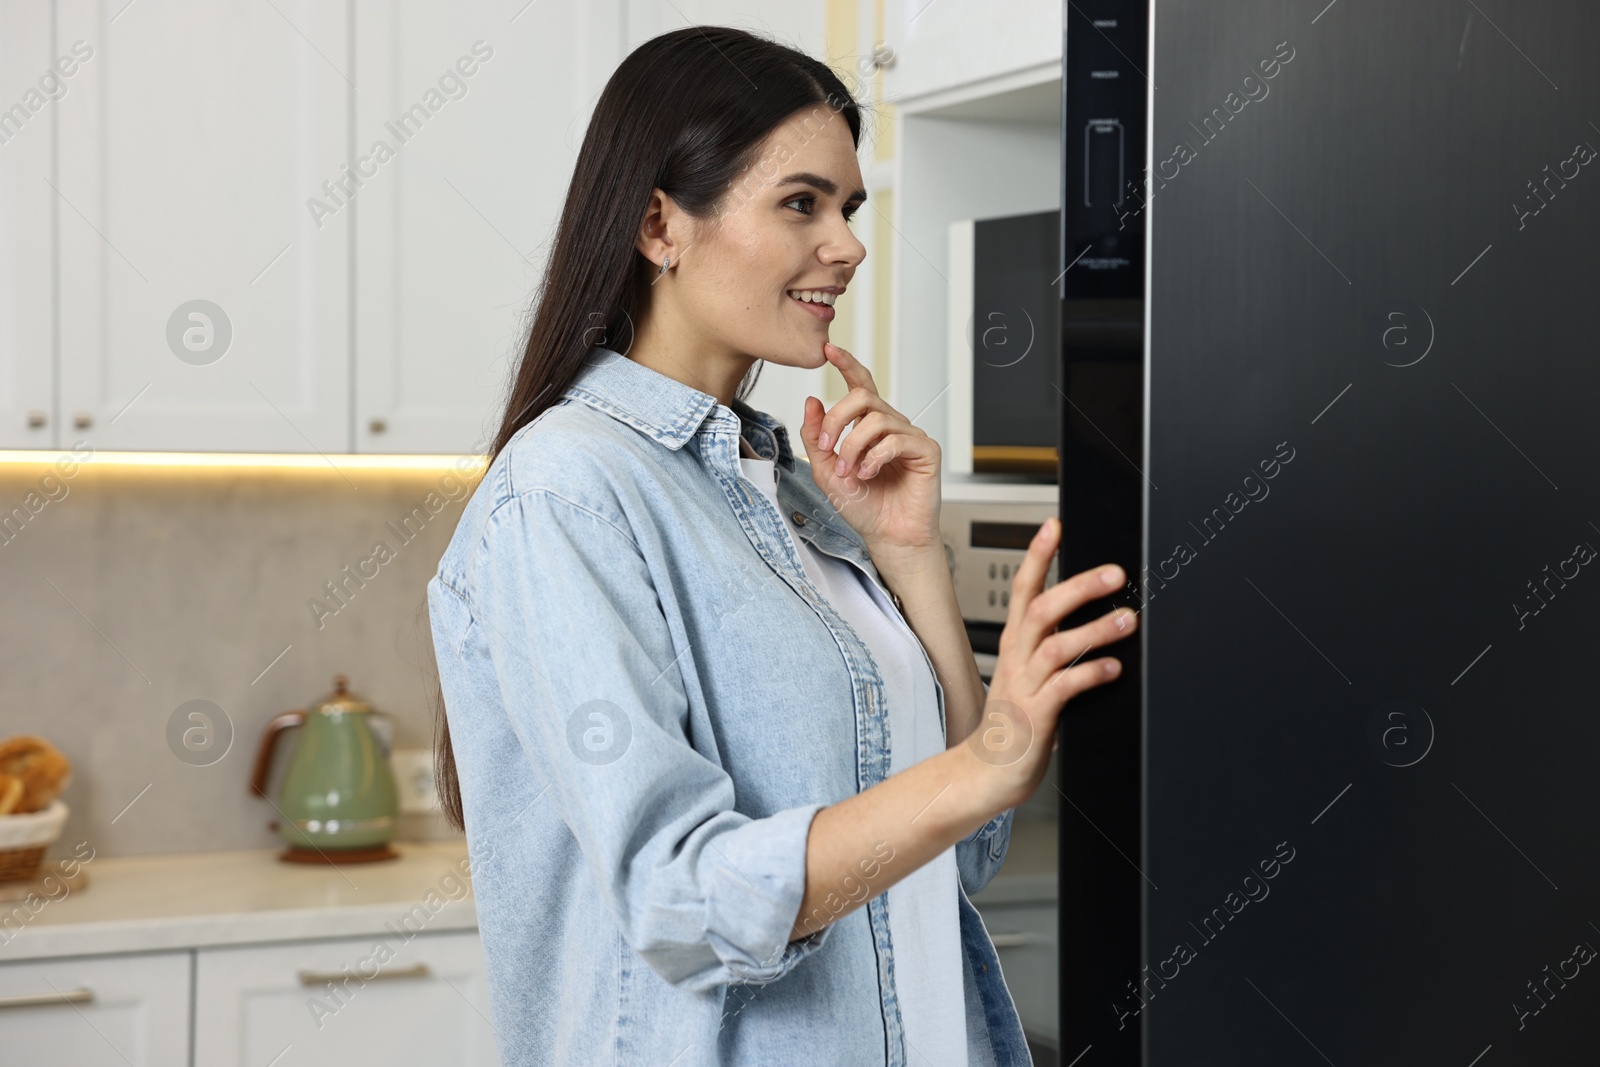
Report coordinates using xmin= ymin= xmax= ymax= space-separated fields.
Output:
xmin=0 ymin=800 xmax=69 ymax=883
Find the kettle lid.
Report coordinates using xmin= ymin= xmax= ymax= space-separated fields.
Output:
xmin=313 ymin=674 xmax=373 ymax=714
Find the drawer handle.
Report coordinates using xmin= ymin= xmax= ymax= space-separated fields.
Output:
xmin=989 ymin=932 xmax=1043 ymax=949
xmin=297 ymin=962 xmax=431 ymax=986
xmin=0 ymin=987 xmax=95 ymax=1009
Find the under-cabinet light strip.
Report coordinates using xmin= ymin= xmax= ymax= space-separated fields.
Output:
xmin=0 ymin=450 xmax=489 ymax=471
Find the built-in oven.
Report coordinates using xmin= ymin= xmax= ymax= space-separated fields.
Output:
xmin=939 ymin=478 xmax=1060 ymax=682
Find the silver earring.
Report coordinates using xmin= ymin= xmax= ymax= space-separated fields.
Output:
xmin=657 ymin=256 xmax=671 ymax=276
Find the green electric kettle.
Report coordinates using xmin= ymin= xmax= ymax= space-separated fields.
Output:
xmin=249 ymin=675 xmax=400 ymax=864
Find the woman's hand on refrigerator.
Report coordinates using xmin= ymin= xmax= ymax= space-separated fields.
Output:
xmin=965 ymin=517 xmax=1137 ymax=810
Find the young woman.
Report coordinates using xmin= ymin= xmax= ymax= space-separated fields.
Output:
xmin=426 ymin=26 xmax=1137 ymax=1067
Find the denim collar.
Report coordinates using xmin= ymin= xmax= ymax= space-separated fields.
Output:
xmin=559 ymin=346 xmax=872 ymax=564
xmin=560 ymin=345 xmax=797 ymax=468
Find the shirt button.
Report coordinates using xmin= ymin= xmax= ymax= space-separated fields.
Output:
xmin=791 ymin=511 xmax=806 ymax=526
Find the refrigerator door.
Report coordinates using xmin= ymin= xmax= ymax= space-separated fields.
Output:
xmin=1061 ymin=1 xmax=1600 ymax=1063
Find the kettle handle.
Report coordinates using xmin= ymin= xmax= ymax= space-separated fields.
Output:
xmin=366 ymin=711 xmax=395 ymax=761
xmin=249 ymin=710 xmax=307 ymax=797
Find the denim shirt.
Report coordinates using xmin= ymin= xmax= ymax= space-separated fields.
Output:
xmin=427 ymin=345 xmax=1028 ymax=1066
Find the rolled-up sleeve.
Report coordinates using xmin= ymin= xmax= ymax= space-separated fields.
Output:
xmin=956 ymin=807 xmax=1013 ymax=896
xmin=473 ymin=488 xmax=832 ymax=992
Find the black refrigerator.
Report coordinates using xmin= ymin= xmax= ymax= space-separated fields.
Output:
xmin=1056 ymin=2 xmax=1600 ymax=1063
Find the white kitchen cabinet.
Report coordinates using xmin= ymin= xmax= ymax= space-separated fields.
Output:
xmin=0 ymin=949 xmax=192 ymax=1064
xmin=55 ymin=0 xmax=352 ymax=452
xmin=0 ymin=6 xmax=57 ymax=449
xmin=7 ymin=1 xmax=841 ymax=456
xmin=882 ymin=0 xmax=1061 ymax=105
xmin=9 ymin=0 xmax=841 ymax=455
xmin=351 ymin=1 xmax=624 ymax=454
xmin=194 ymin=929 xmax=498 ymax=1067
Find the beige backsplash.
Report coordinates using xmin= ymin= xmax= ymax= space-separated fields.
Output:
xmin=1 ymin=450 xmax=1059 ymax=861
xmin=0 ymin=454 xmax=478 ymax=860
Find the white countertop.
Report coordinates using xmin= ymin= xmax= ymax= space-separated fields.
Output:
xmin=2 ymin=819 xmax=1055 ymax=965
xmin=0 ymin=840 xmax=477 ymax=963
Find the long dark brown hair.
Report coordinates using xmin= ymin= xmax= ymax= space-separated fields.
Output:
xmin=429 ymin=26 xmax=868 ymax=831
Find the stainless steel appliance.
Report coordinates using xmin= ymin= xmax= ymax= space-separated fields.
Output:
xmin=940 ymin=478 xmax=1059 ymax=681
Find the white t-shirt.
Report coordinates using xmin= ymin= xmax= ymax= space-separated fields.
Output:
xmin=738 ymin=453 xmax=970 ymax=1065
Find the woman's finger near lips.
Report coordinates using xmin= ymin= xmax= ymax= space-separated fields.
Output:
xmin=823 ymin=341 xmax=876 ymax=393
xmin=850 ymin=445 xmax=887 ymax=480
xmin=858 ymin=434 xmax=916 ymax=479
xmin=833 ymin=411 xmax=899 ymax=475
xmin=817 ymin=387 xmax=883 ymax=453
xmin=857 ymin=445 xmax=890 ymax=479
xmin=816 ymin=344 xmax=883 ymax=448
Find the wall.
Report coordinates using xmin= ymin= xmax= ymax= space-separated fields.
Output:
xmin=0 ymin=452 xmax=478 ymax=858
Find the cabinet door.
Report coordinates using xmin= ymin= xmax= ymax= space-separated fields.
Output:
xmin=0 ymin=950 xmax=191 ymax=1064
xmin=194 ymin=929 xmax=498 ymax=1067
xmin=978 ymin=900 xmax=1059 ymax=1047
xmin=56 ymin=0 xmax=351 ymax=452
xmin=883 ymin=0 xmax=1061 ymax=102
xmin=0 ymin=7 xmax=57 ymax=449
xmin=352 ymin=2 xmax=622 ymax=454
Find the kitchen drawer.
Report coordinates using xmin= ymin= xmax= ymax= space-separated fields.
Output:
xmin=194 ymin=928 xmax=496 ymax=1067
xmin=0 ymin=949 xmax=191 ymax=1064
xmin=978 ymin=901 xmax=1058 ymax=1047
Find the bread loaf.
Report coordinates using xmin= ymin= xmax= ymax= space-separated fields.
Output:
xmin=0 ymin=736 xmax=72 ymax=814
xmin=0 ymin=773 xmax=22 ymax=816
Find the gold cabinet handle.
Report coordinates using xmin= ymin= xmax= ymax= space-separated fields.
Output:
xmin=297 ymin=962 xmax=431 ymax=986
xmin=0 ymin=987 xmax=95 ymax=1009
